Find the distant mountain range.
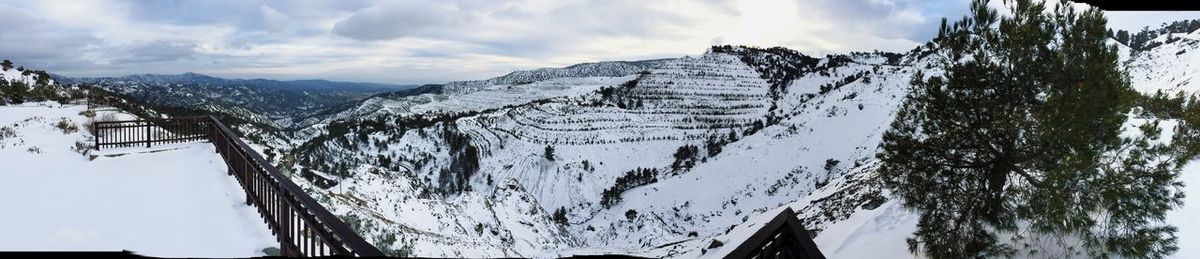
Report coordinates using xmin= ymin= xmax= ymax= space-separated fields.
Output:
xmin=51 ymin=73 xmax=413 ymax=128
xmin=54 ymin=72 xmax=410 ymax=92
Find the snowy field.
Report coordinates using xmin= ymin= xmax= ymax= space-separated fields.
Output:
xmin=0 ymin=102 xmax=275 ymax=257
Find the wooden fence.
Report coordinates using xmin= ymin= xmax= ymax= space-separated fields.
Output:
xmin=93 ymin=116 xmax=209 ymax=149
xmin=92 ymin=115 xmax=383 ymax=257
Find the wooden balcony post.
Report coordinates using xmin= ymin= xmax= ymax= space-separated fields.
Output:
xmin=145 ymin=122 xmax=151 ymax=148
xmin=94 ymin=121 xmax=100 ymax=150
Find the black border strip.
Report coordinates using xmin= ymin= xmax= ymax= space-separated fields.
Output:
xmin=1074 ymin=0 xmax=1200 ymax=11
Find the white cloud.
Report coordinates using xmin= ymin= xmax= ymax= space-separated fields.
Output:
xmin=111 ymin=41 xmax=198 ymax=64
xmin=5 ymin=0 xmax=1193 ymax=84
xmin=0 ymin=3 xmax=101 ymax=70
xmin=332 ymin=0 xmax=470 ymax=41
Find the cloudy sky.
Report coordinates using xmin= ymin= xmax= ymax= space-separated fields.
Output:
xmin=0 ymin=0 xmax=1195 ymax=84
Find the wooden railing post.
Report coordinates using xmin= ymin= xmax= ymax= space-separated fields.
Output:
xmin=245 ymin=160 xmax=253 ymax=206
xmin=94 ymin=121 xmax=100 ymax=150
xmin=145 ymin=121 xmax=151 ymax=148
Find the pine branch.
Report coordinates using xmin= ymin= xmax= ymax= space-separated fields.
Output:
xmin=1012 ymin=167 xmax=1044 ymax=189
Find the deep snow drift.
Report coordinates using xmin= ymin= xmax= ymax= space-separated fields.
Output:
xmin=0 ymin=102 xmax=276 ymax=257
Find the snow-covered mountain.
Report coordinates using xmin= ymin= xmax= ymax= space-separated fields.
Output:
xmin=441 ymin=59 xmax=671 ymax=95
xmin=255 ymin=44 xmax=930 ymax=257
xmin=1124 ymin=29 xmax=1200 ymax=96
xmin=0 ymin=67 xmax=52 ymax=87
xmin=0 ymin=62 xmax=76 ymax=106
xmin=253 ymin=24 xmax=1200 ymax=258
xmin=12 ymin=19 xmax=1198 ymax=258
xmin=319 ymin=59 xmax=674 ymax=126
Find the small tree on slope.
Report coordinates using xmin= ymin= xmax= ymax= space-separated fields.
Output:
xmin=878 ymin=0 xmax=1184 ymax=257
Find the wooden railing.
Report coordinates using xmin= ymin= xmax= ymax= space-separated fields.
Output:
xmin=723 ymin=208 xmax=825 ymax=259
xmin=93 ymin=116 xmax=209 ymax=149
xmin=92 ymin=115 xmax=383 ymax=257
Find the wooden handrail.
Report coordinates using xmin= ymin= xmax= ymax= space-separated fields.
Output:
xmin=92 ymin=115 xmax=211 ymax=125
xmin=91 ymin=115 xmax=383 ymax=257
xmin=93 ymin=117 xmax=210 ymax=149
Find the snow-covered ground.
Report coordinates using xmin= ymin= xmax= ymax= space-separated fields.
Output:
xmin=1125 ymin=30 xmax=1200 ymax=96
xmin=0 ymin=102 xmax=276 ymax=257
xmin=1168 ymin=160 xmax=1200 ymax=258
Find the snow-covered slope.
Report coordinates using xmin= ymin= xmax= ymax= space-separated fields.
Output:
xmin=600 ymin=49 xmax=919 ymax=257
xmin=271 ymin=23 xmax=1200 ymax=257
xmin=0 ymin=67 xmax=49 ymax=86
xmin=0 ymin=102 xmax=276 ymax=257
xmin=482 ymin=52 xmax=771 ymax=145
xmin=329 ymin=76 xmax=637 ymax=124
xmin=1168 ymin=160 xmax=1200 ymax=258
xmin=269 ymin=45 xmax=924 ymax=257
xmin=321 ymin=59 xmax=673 ymax=126
xmin=714 ymin=25 xmax=1200 ymax=259
xmin=441 ymin=59 xmax=669 ymax=95
xmin=1125 ymin=29 xmax=1200 ymax=96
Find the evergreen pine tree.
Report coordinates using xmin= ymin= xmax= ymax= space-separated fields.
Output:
xmin=30 ymin=82 xmax=57 ymax=102
xmin=1176 ymin=96 xmax=1200 ymax=161
xmin=9 ymin=80 xmax=27 ymax=104
xmin=552 ymin=207 xmax=568 ymax=225
xmin=0 ymin=79 xmax=10 ymax=104
xmin=878 ymin=0 xmax=1183 ymax=257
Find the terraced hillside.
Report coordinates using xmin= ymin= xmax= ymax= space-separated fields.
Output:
xmin=273 ymin=46 xmax=924 ymax=257
xmin=440 ymin=59 xmax=670 ymax=95
xmin=485 ymin=53 xmax=771 ymax=145
xmin=328 ymin=76 xmax=637 ymax=124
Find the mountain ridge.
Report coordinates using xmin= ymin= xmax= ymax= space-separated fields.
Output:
xmin=54 ymin=72 xmax=412 ymax=92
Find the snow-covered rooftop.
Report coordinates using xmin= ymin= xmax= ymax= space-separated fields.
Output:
xmin=0 ymin=103 xmax=275 ymax=257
